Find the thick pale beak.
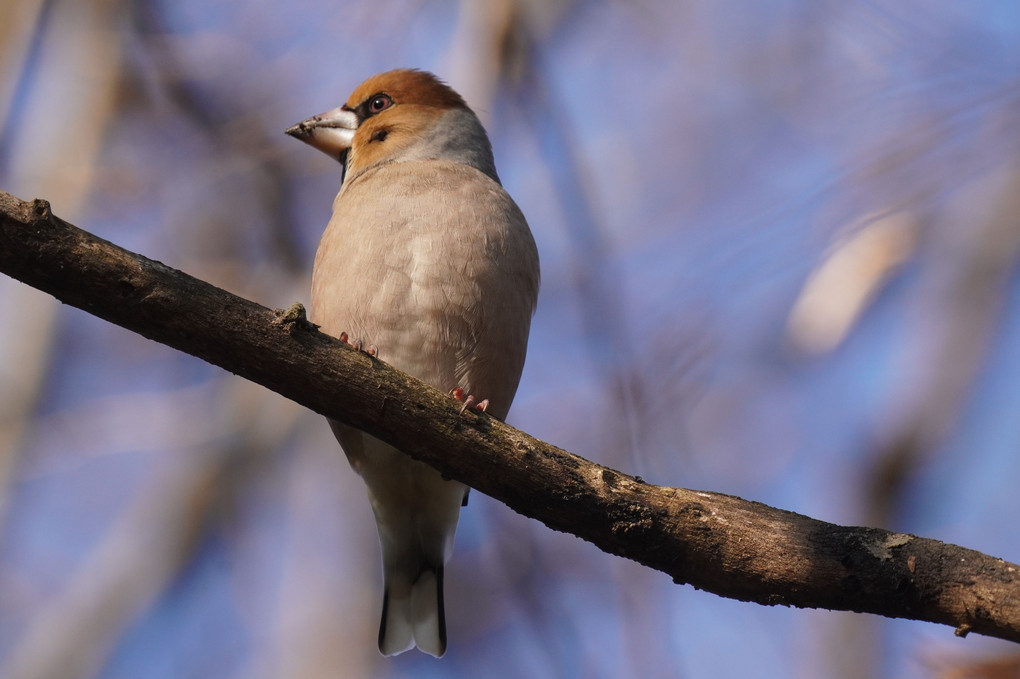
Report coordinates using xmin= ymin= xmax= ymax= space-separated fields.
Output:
xmin=285 ymin=106 xmax=359 ymax=162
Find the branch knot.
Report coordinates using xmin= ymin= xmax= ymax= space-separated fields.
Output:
xmin=272 ymin=302 xmax=318 ymax=334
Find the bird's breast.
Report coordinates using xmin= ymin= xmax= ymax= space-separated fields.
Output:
xmin=309 ymin=161 xmax=539 ymax=409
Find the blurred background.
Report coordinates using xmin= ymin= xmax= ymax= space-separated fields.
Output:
xmin=2 ymin=1 xmax=1020 ymax=677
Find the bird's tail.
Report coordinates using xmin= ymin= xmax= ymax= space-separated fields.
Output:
xmin=378 ymin=565 xmax=446 ymax=657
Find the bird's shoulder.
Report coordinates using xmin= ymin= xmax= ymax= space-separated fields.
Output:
xmin=341 ymin=158 xmax=500 ymax=196
xmin=332 ymin=159 xmax=523 ymax=227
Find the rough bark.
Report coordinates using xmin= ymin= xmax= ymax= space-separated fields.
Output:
xmin=1 ymin=189 xmax=1018 ymax=643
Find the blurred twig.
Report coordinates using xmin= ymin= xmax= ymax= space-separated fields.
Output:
xmin=1 ymin=450 xmax=221 ymax=679
xmin=126 ymin=0 xmax=305 ymax=274
xmin=261 ymin=433 xmax=377 ymax=679
xmin=0 ymin=0 xmax=127 ymax=526
xmin=926 ymin=650 xmax=1020 ymax=679
xmin=1 ymin=377 xmax=303 ymax=679
xmin=0 ymin=0 xmax=47 ymax=137
xmin=865 ymin=162 xmax=1020 ymax=527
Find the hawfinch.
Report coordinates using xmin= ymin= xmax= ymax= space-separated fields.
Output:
xmin=286 ymin=69 xmax=540 ymax=657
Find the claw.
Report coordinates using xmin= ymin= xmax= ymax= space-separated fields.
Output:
xmin=451 ymin=387 xmax=489 ymax=415
xmin=337 ymin=332 xmax=377 ymax=357
xmin=458 ymin=394 xmax=476 ymax=415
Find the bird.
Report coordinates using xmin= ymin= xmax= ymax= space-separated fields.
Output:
xmin=286 ymin=69 xmax=540 ymax=658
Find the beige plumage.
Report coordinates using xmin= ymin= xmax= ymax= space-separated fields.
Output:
xmin=286 ymin=69 xmax=539 ymax=657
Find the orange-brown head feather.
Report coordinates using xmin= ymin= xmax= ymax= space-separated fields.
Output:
xmin=344 ymin=69 xmax=467 ymax=111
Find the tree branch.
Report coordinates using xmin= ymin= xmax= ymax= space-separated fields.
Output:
xmin=2 ymin=189 xmax=1018 ymax=643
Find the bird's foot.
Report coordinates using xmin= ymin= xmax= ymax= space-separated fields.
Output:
xmin=450 ymin=387 xmax=489 ymax=415
xmin=338 ymin=332 xmax=377 ymax=357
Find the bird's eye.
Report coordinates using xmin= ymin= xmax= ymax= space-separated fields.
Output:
xmin=368 ymin=94 xmax=393 ymax=114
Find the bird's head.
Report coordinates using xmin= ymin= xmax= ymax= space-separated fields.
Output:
xmin=286 ymin=69 xmax=498 ymax=184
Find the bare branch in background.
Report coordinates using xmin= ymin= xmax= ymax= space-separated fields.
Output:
xmin=0 ymin=0 xmax=128 ymax=526
xmin=2 ymin=189 xmax=1019 ymax=644
xmin=865 ymin=163 xmax=1020 ymax=527
xmin=125 ymin=0 xmax=305 ymax=274
xmin=0 ymin=0 xmax=47 ymax=135
xmin=1 ymin=451 xmax=221 ymax=679
xmin=1 ymin=376 xmax=306 ymax=679
xmin=261 ymin=426 xmax=378 ymax=679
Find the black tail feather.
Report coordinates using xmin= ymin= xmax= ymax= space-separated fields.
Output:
xmin=436 ymin=565 xmax=447 ymax=655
